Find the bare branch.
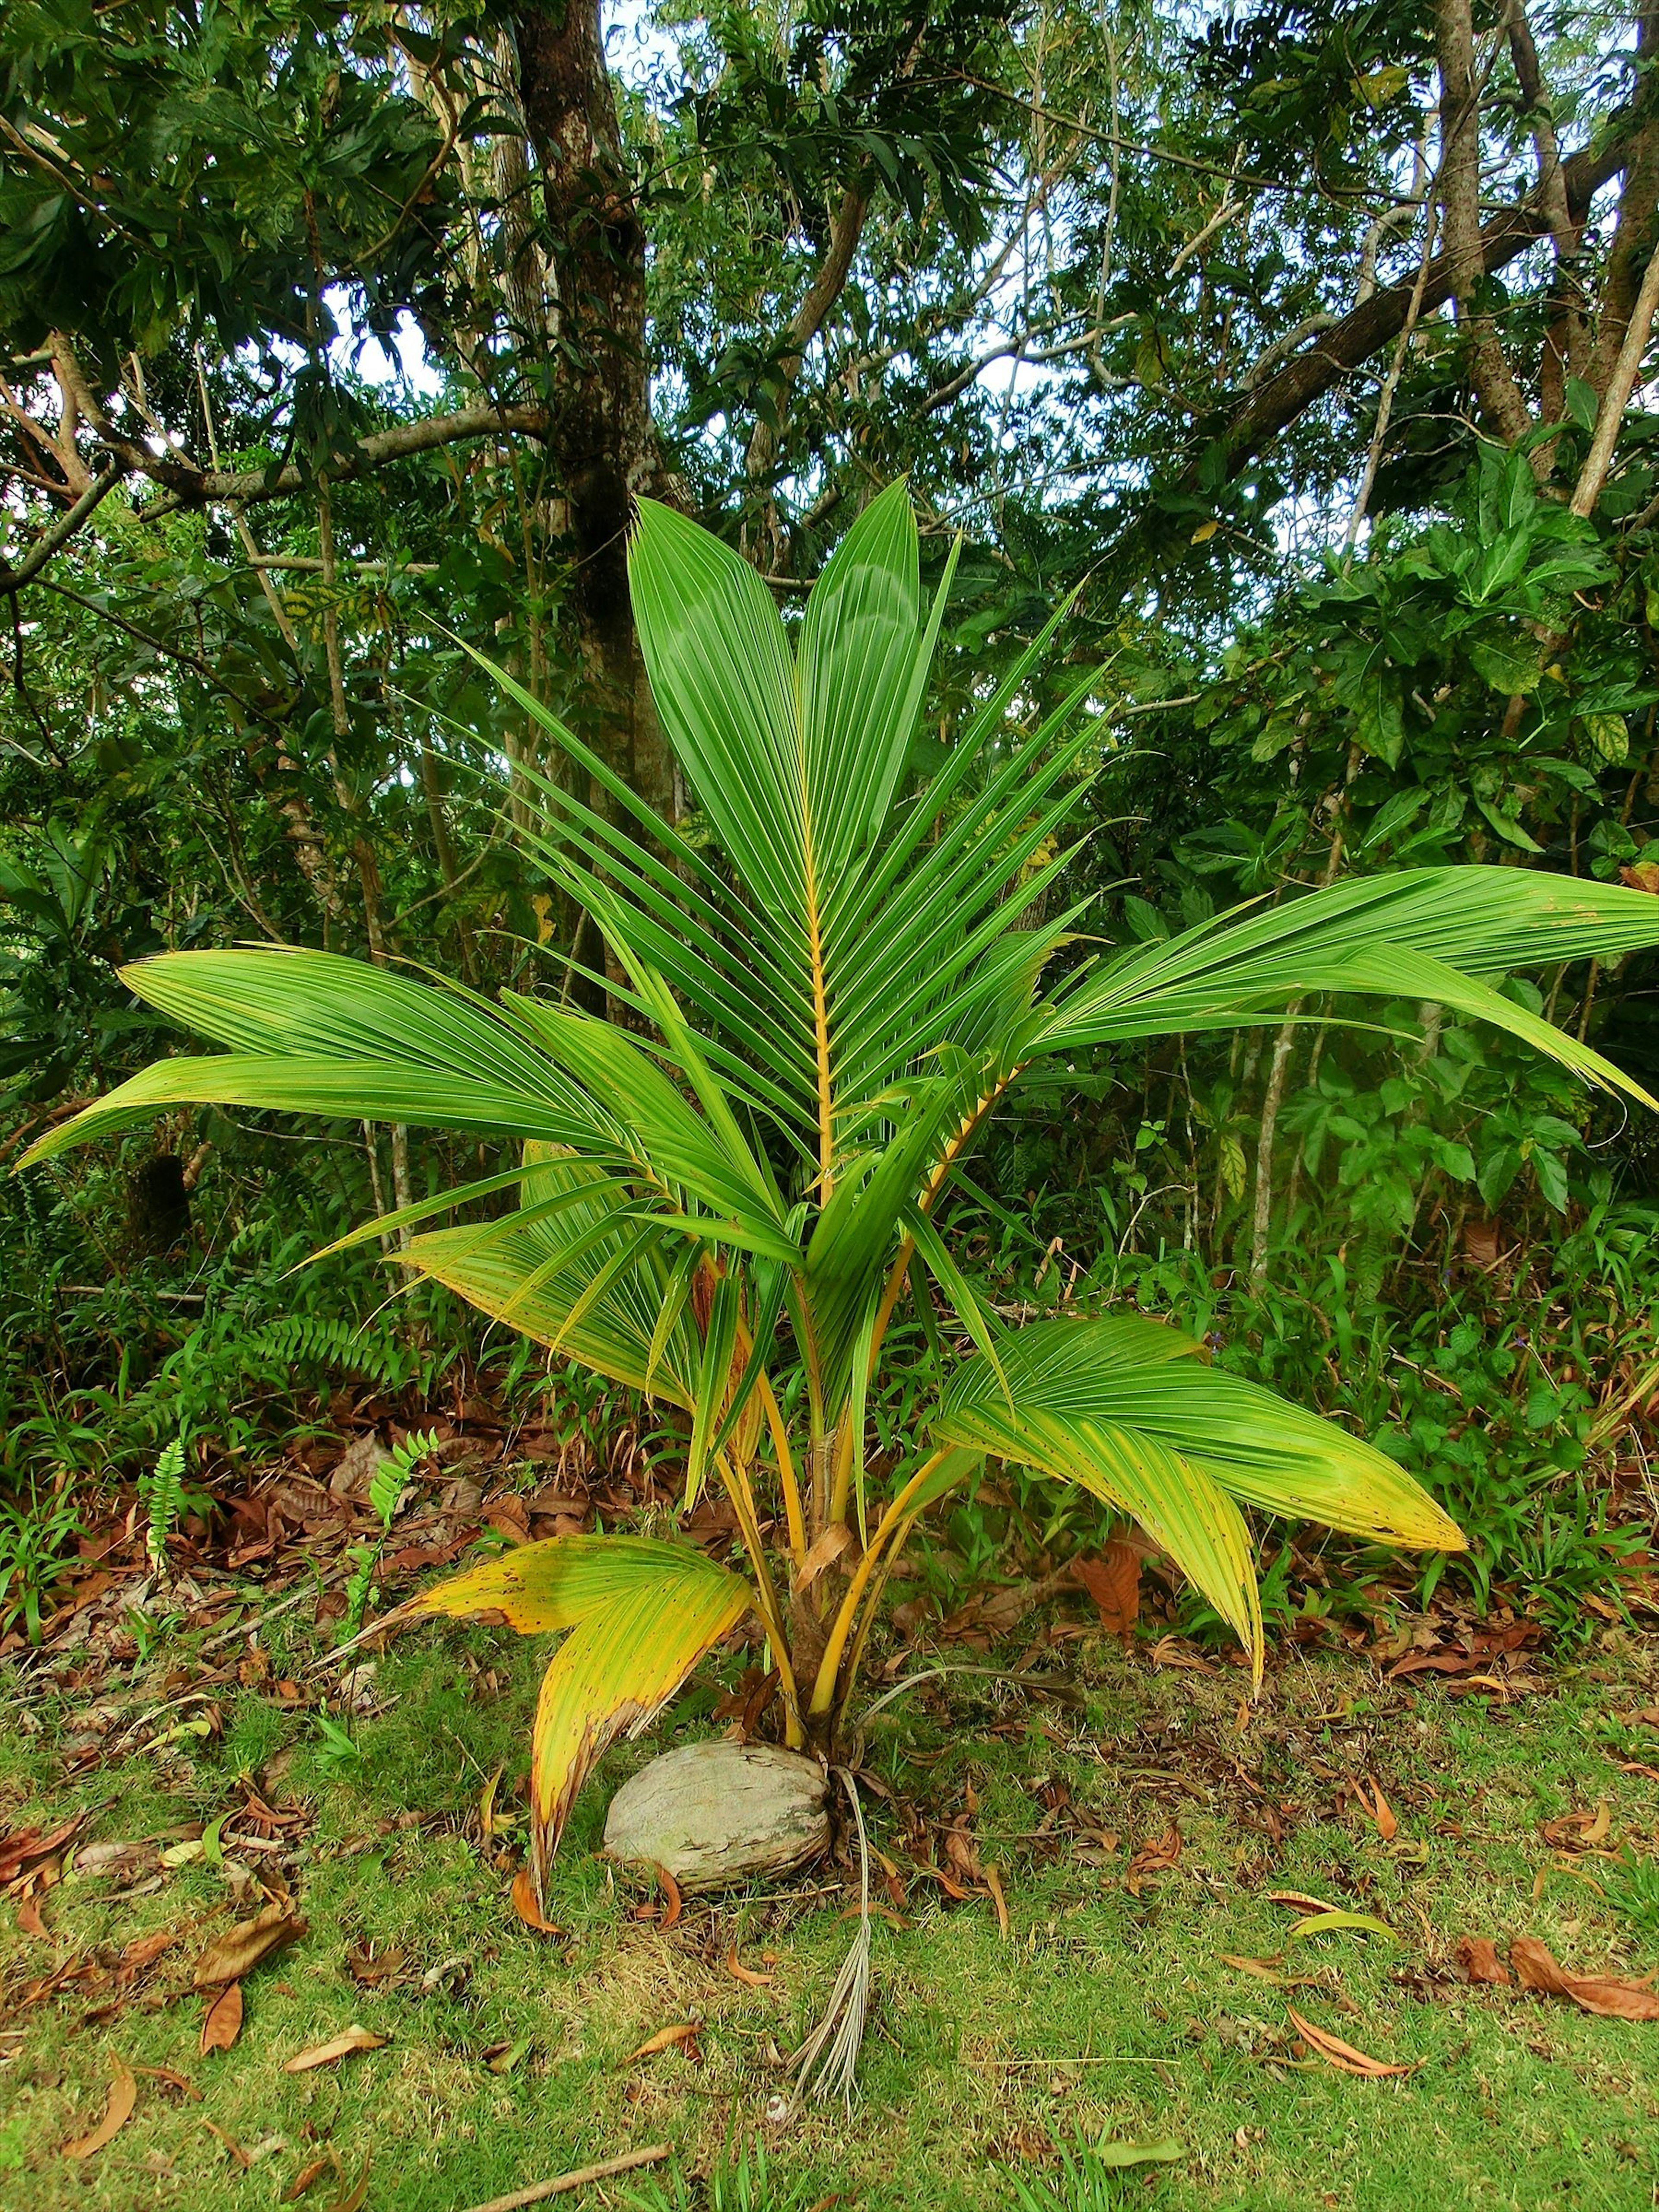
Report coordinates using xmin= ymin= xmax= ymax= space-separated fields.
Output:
xmin=0 ymin=358 xmax=552 ymax=591
xmin=1571 ymin=236 xmax=1659 ymax=518
xmin=1588 ymin=4 xmax=1659 ymax=397
xmin=1214 ymin=124 xmax=1633 ymax=483
xmin=747 ymin=183 xmax=873 ymax=495
xmin=1433 ymin=0 xmax=1532 ymax=448
xmin=0 ymin=462 xmax=127 ymax=593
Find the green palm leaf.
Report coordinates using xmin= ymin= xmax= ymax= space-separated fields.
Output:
xmin=941 ymin=1316 xmax=1465 ymax=1549
xmin=1041 ymin=870 xmax=1659 ymax=1106
xmin=935 ymin=1376 xmax=1265 ymax=1682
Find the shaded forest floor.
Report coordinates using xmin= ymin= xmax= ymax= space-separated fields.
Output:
xmin=3 ymin=1414 xmax=1659 ymax=2211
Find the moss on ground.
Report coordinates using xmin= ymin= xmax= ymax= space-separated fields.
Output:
xmin=3 ymin=1608 xmax=1658 ymax=2211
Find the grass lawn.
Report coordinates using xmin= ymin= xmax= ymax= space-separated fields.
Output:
xmin=3 ymin=1597 xmax=1658 ymax=2211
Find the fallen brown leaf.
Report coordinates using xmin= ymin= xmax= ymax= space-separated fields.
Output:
xmin=1539 ymin=1802 xmax=1612 ymax=1852
xmin=1455 ymin=1938 xmax=1511 ymax=1986
xmin=203 ymin=2118 xmax=252 ymax=2167
xmin=510 ymin=1866 xmax=563 ymax=1935
xmin=1445 ymin=1672 xmax=1518 ymax=1698
xmin=1367 ymin=1780 xmax=1398 ymax=1842
xmin=483 ymin=2038 xmax=531 ymax=2074
xmin=1287 ymin=2008 xmax=1415 ymax=2078
xmin=200 ymin=1982 xmax=243 ymax=2054
xmin=133 ymin=2065 xmax=200 ymax=2101
xmin=62 ymin=2053 xmax=137 ymax=2160
xmin=624 ymin=2021 xmax=699 ymax=2063
xmin=0 ymin=1811 xmax=91 ymax=1887
xmin=283 ymin=2025 xmax=388 ymax=2073
xmin=726 ymin=1941 xmax=775 ymax=1988
xmin=282 ymin=2155 xmax=336 ymax=2202
xmin=121 ymin=1929 xmax=176 ymax=1975
xmin=194 ymin=1903 xmax=306 ymax=1987
xmin=1221 ymin=1954 xmax=1286 ymax=1983
xmin=1267 ymin=1889 xmax=1341 ymax=1916
xmin=836 ymin=1903 xmax=911 ymax=1928
xmin=984 ymin=1859 xmax=1011 ymax=1941
xmin=327 ymin=2156 xmax=373 ymax=2212
xmin=654 ymin=1862 xmax=683 ymax=1932
xmin=16 ymin=1892 xmax=48 ymax=1939
xmin=1125 ymin=1822 xmax=1182 ymax=1894
xmin=344 ymin=1942 xmax=407 ymax=1987
xmin=1075 ymin=1543 xmax=1141 ymax=1637
xmin=1511 ymin=1937 xmax=1659 ymax=2020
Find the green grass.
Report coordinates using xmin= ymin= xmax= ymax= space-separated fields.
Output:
xmin=3 ymin=1610 xmax=1658 ymax=2212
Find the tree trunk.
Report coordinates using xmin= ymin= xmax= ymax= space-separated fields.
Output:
xmin=509 ymin=1 xmax=675 ymax=827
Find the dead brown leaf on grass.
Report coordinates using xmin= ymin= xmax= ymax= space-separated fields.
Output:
xmin=624 ymin=2021 xmax=700 ymax=2063
xmin=203 ymin=2118 xmax=252 ymax=2167
xmin=194 ymin=1903 xmax=306 ymax=1987
xmin=282 ymin=2155 xmax=337 ymax=2202
xmin=1125 ymin=1823 xmax=1181 ymax=1894
xmin=653 ymin=1862 xmax=683 ymax=1931
xmin=0 ymin=1809 xmax=96 ymax=1887
xmin=1512 ymin=1937 xmax=1659 ymax=2021
xmin=938 ymin=1580 xmax=1039 ymax=1647
xmin=1287 ymin=2008 xmax=1416 ymax=2078
xmin=133 ymin=2065 xmax=200 ymax=2101
xmin=200 ymin=1982 xmax=243 ymax=2053
xmin=1267 ymin=1889 xmax=1341 ymax=1917
xmin=1221 ymin=1954 xmax=1286 ymax=1983
xmin=345 ymin=1942 xmax=407 ymax=1987
xmin=1455 ymin=1938 xmax=1511 ymax=1986
xmin=510 ymin=1866 xmax=563 ymax=1935
xmin=1357 ymin=1778 xmax=1397 ymax=1841
xmin=727 ymin=1942 xmax=776 ymax=1987
xmin=283 ymin=2025 xmax=388 ymax=2072
xmin=984 ymin=1860 xmax=1010 ymax=1940
xmin=62 ymin=2053 xmax=137 ymax=2159
xmin=1538 ymin=1803 xmax=1612 ymax=1852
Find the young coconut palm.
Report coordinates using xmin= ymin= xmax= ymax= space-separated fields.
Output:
xmin=27 ymin=483 xmax=1659 ymax=1905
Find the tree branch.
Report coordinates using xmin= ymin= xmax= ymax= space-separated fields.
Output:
xmin=1588 ymin=4 xmax=1659 ymax=397
xmin=1213 ymin=124 xmax=1633 ymax=481
xmin=747 ymin=183 xmax=873 ymax=493
xmin=0 ymin=385 xmax=552 ymax=589
xmin=1434 ymin=0 xmax=1533 ymax=448
xmin=148 ymin=398 xmax=552 ymax=509
xmin=0 ymin=461 xmax=127 ymax=593
xmin=1571 ymin=235 xmax=1659 ymax=518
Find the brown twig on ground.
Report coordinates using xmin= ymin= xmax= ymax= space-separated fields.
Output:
xmin=454 ymin=2143 xmax=672 ymax=2212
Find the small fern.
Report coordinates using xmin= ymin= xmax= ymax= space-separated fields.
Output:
xmin=341 ymin=1428 xmax=441 ymax=1640
xmin=140 ymin=1436 xmax=188 ymax=1575
xmin=249 ymin=1316 xmax=411 ymax=1392
xmin=369 ymin=1427 xmax=440 ymax=1531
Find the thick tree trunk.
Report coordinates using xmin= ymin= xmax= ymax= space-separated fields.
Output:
xmin=509 ymin=2 xmax=674 ymax=826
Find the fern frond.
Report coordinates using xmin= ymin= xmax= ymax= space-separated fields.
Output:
xmin=369 ymin=1428 xmax=441 ymax=1532
xmin=141 ymin=1437 xmax=188 ymax=1576
xmin=248 ymin=1316 xmax=411 ymax=1392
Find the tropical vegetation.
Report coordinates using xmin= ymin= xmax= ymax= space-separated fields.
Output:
xmin=27 ymin=480 xmax=1659 ymax=1897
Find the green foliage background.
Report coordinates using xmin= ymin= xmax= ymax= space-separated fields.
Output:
xmin=6 ymin=0 xmax=1659 ymax=1634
